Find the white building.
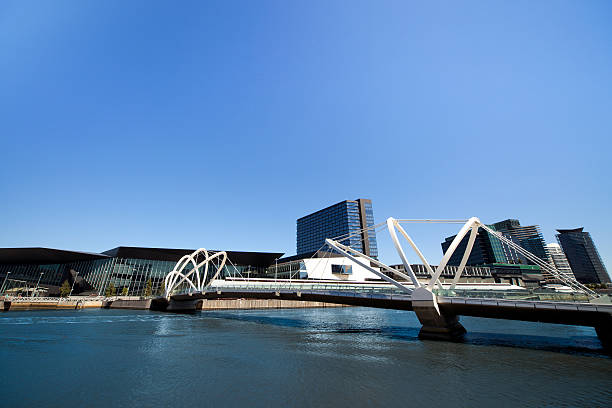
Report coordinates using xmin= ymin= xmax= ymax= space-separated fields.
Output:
xmin=266 ymin=252 xmax=382 ymax=282
xmin=545 ymin=243 xmax=574 ymax=281
xmin=263 ymin=251 xmax=498 ymax=286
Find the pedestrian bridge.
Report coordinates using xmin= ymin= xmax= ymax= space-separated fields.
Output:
xmin=157 ymin=279 xmax=612 ymax=349
xmin=156 ymin=217 xmax=612 ymax=350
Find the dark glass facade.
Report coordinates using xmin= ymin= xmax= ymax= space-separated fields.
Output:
xmin=296 ymin=198 xmax=378 ymax=257
xmin=442 ymin=219 xmax=548 ymax=268
xmin=556 ymin=228 xmax=610 ymax=284
xmin=491 ymin=219 xmax=548 ymax=261
xmin=441 ymin=225 xmax=524 ymax=266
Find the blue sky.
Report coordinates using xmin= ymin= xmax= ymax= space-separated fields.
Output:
xmin=1 ymin=0 xmax=611 ymax=269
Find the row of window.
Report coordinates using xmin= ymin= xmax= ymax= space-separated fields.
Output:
xmin=0 ymin=257 xmax=267 ymax=297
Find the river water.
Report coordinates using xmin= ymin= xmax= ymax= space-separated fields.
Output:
xmin=0 ymin=307 xmax=611 ymax=407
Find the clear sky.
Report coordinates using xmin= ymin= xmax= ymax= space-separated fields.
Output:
xmin=1 ymin=1 xmax=611 ymax=269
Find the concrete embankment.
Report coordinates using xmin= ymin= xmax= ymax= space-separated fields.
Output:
xmin=1 ymin=297 xmax=345 ymax=312
xmin=1 ymin=299 xmax=104 ymax=311
xmin=200 ymin=298 xmax=347 ymax=310
xmin=107 ymin=299 xmax=152 ymax=310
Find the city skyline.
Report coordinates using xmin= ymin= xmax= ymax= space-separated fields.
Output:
xmin=1 ymin=1 xmax=610 ymax=270
xmin=1 ymin=196 xmax=607 ymax=273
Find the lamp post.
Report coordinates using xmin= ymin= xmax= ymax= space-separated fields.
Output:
xmin=33 ymin=272 xmax=44 ymax=299
xmin=69 ymin=271 xmax=79 ymax=298
xmin=275 ymin=258 xmax=278 ymax=283
xmin=1 ymin=271 xmax=11 ymax=295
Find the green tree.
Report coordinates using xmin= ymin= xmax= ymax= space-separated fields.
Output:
xmin=105 ymin=282 xmax=116 ymax=297
xmin=60 ymin=280 xmax=71 ymax=298
xmin=158 ymin=280 xmax=165 ymax=296
xmin=121 ymin=286 xmax=129 ymax=296
xmin=143 ymin=279 xmax=152 ymax=297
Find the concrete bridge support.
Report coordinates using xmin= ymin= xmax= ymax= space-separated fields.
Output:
xmin=594 ymin=314 xmax=612 ymax=351
xmin=595 ymin=326 xmax=611 ymax=350
xmin=411 ymin=288 xmax=466 ymax=341
xmin=150 ymin=297 xmax=202 ymax=312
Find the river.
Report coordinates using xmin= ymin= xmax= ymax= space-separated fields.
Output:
xmin=0 ymin=307 xmax=610 ymax=407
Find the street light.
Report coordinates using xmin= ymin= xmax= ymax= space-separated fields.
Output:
xmin=275 ymin=258 xmax=278 ymax=283
xmin=33 ymin=272 xmax=44 ymax=299
xmin=69 ymin=271 xmax=79 ymax=298
xmin=1 ymin=271 xmax=11 ymax=295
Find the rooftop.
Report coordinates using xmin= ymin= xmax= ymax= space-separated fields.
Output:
xmin=0 ymin=247 xmax=109 ymax=265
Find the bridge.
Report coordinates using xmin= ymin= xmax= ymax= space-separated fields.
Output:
xmin=154 ymin=217 xmax=612 ymax=350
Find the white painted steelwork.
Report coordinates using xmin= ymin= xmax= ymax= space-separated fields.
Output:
xmin=164 ymin=248 xmax=227 ymax=298
xmin=324 ymin=239 xmax=413 ymax=294
xmin=328 ymin=217 xmax=598 ymax=298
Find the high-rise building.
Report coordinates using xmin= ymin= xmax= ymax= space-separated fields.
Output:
xmin=441 ymin=225 xmax=526 ymax=266
xmin=545 ymin=243 xmax=574 ymax=281
xmin=491 ymin=219 xmax=548 ymax=261
xmin=297 ymin=199 xmax=378 ymax=257
xmin=556 ymin=228 xmax=610 ymax=284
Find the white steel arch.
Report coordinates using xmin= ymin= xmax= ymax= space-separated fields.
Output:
xmin=387 ymin=217 xmax=445 ymax=290
xmin=328 ymin=217 xmax=597 ymax=298
xmin=426 ymin=217 xmax=481 ymax=290
xmin=164 ymin=248 xmax=228 ymax=298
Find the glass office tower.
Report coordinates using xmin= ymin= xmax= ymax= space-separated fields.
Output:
xmin=556 ymin=228 xmax=610 ymax=284
xmin=441 ymin=225 xmax=521 ymax=266
xmin=297 ymin=198 xmax=378 ymax=258
xmin=491 ymin=219 xmax=548 ymax=261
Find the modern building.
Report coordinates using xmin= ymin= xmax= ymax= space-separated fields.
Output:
xmin=389 ymin=262 xmax=542 ymax=288
xmin=491 ymin=219 xmax=548 ymax=261
xmin=261 ymin=250 xmax=382 ymax=282
xmin=545 ymin=243 xmax=574 ymax=281
xmin=258 ymin=251 xmax=505 ymax=287
xmin=486 ymin=263 xmax=544 ymax=288
xmin=556 ymin=228 xmax=610 ymax=284
xmin=389 ymin=263 xmax=496 ymax=285
xmin=442 ymin=219 xmax=547 ymax=266
xmin=0 ymin=246 xmax=283 ymax=297
xmin=296 ymin=198 xmax=378 ymax=257
xmin=440 ymin=218 xmax=562 ymax=283
xmin=441 ymin=225 xmax=525 ymax=266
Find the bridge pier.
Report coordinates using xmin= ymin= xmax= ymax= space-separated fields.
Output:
xmin=594 ymin=313 xmax=612 ymax=351
xmin=168 ymin=298 xmax=202 ymax=312
xmin=412 ymin=288 xmax=466 ymax=341
xmin=595 ymin=325 xmax=611 ymax=351
xmin=150 ymin=297 xmax=203 ymax=312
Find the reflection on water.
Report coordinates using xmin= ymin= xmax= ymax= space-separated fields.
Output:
xmin=0 ymin=308 xmax=611 ymax=408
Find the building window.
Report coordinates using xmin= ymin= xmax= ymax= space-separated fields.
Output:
xmin=331 ymin=264 xmax=352 ymax=275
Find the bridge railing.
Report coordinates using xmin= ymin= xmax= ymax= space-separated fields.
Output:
xmin=203 ymin=281 xmax=612 ymax=304
xmin=433 ymin=288 xmax=611 ymax=304
xmin=206 ymin=281 xmax=411 ymax=296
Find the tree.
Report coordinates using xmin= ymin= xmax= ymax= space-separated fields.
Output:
xmin=143 ymin=279 xmax=152 ymax=297
xmin=121 ymin=287 xmax=129 ymax=296
xmin=60 ymin=280 xmax=71 ymax=298
xmin=158 ymin=280 xmax=165 ymax=296
xmin=105 ymin=282 xmax=116 ymax=297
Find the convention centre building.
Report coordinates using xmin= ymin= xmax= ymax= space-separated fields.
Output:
xmin=0 ymin=246 xmax=283 ymax=297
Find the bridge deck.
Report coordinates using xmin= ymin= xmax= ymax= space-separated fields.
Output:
xmin=172 ymin=289 xmax=612 ymax=329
